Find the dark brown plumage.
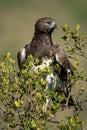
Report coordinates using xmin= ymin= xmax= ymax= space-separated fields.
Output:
xmin=17 ymin=17 xmax=72 ymax=74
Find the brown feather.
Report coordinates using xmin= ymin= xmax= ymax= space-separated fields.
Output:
xmin=17 ymin=17 xmax=72 ymax=75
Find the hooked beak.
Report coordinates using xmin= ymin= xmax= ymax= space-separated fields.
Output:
xmin=51 ymin=21 xmax=57 ymax=29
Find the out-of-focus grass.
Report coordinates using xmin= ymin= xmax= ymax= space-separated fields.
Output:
xmin=0 ymin=0 xmax=87 ymax=58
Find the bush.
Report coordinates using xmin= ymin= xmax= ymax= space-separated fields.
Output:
xmin=0 ymin=25 xmax=87 ymax=130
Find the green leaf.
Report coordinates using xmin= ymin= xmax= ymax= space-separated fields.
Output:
xmin=76 ymin=24 xmax=80 ymax=31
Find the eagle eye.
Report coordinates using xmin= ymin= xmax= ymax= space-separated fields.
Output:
xmin=44 ymin=21 xmax=51 ymax=26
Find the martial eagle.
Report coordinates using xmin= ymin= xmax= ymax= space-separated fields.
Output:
xmin=17 ymin=17 xmax=73 ymax=91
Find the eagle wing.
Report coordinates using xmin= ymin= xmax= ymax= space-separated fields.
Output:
xmin=50 ymin=45 xmax=73 ymax=73
xmin=17 ymin=47 xmax=26 ymax=69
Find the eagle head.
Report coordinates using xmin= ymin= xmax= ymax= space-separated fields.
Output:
xmin=35 ymin=17 xmax=57 ymax=34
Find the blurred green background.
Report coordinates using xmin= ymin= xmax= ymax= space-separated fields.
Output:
xmin=0 ymin=0 xmax=87 ymax=129
xmin=0 ymin=0 xmax=87 ymax=58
